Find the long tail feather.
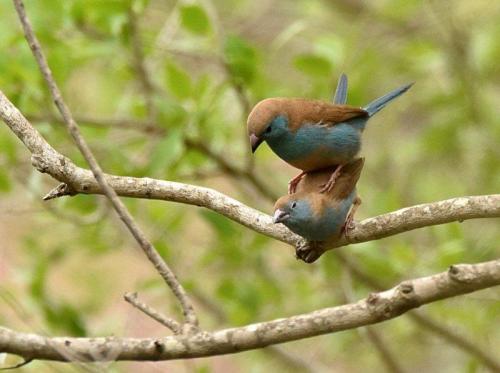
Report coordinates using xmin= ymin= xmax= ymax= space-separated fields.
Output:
xmin=364 ymin=82 xmax=413 ymax=117
xmin=333 ymin=73 xmax=348 ymax=104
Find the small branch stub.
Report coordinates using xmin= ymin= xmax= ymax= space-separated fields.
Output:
xmin=43 ymin=183 xmax=76 ymax=200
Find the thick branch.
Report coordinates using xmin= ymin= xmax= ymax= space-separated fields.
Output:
xmin=1 ymin=90 xmax=499 ymax=261
xmin=28 ymin=113 xmax=278 ymax=202
xmin=12 ymin=0 xmax=197 ymax=327
xmin=0 ymin=259 xmax=498 ymax=362
xmin=335 ymin=251 xmax=500 ymax=371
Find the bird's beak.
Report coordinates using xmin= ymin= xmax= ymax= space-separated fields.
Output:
xmin=249 ymin=133 xmax=263 ymax=153
xmin=273 ymin=209 xmax=290 ymax=224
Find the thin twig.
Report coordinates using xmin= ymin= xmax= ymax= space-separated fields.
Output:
xmin=128 ymin=6 xmax=157 ymax=120
xmin=184 ymin=137 xmax=278 ymax=201
xmin=364 ymin=328 xmax=406 ymax=373
xmin=408 ymin=312 xmax=500 ymax=372
xmin=0 ymin=358 xmax=33 ymax=371
xmin=124 ymin=292 xmax=182 ymax=334
xmin=12 ymin=0 xmax=198 ymax=328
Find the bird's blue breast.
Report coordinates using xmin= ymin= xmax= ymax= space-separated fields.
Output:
xmin=266 ymin=122 xmax=362 ymax=169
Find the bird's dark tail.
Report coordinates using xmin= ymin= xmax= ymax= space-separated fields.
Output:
xmin=333 ymin=157 xmax=365 ymax=200
xmin=333 ymin=73 xmax=348 ymax=104
xmin=363 ymin=83 xmax=413 ymax=117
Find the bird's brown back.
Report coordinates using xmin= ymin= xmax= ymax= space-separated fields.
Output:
xmin=296 ymin=158 xmax=365 ymax=200
xmin=247 ymin=98 xmax=368 ymax=136
xmin=282 ymin=99 xmax=368 ymax=132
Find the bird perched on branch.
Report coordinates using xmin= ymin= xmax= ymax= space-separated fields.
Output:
xmin=247 ymin=79 xmax=412 ymax=193
xmin=273 ymin=157 xmax=364 ymax=243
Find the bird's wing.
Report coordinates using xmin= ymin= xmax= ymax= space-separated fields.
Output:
xmin=331 ymin=158 xmax=365 ymax=200
xmin=320 ymin=105 xmax=368 ymax=127
xmin=285 ymin=99 xmax=368 ymax=131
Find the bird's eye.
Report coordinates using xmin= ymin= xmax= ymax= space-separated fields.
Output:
xmin=291 ymin=202 xmax=297 ymax=208
xmin=265 ymin=125 xmax=272 ymax=133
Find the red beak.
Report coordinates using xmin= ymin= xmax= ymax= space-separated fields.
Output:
xmin=250 ymin=133 xmax=263 ymax=153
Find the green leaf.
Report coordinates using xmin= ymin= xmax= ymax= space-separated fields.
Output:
xmin=45 ymin=302 xmax=87 ymax=336
xmin=224 ymin=35 xmax=258 ymax=84
xmin=165 ymin=62 xmax=192 ymax=99
xmin=180 ymin=5 xmax=211 ymax=35
xmin=148 ymin=129 xmax=185 ymax=176
xmin=155 ymin=98 xmax=189 ymax=128
xmin=293 ymin=53 xmax=332 ymax=77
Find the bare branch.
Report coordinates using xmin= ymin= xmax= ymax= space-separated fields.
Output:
xmin=0 ymin=358 xmax=33 ymax=371
xmin=335 ymin=252 xmax=500 ymax=371
xmin=127 ymin=6 xmax=157 ymax=120
xmin=0 ymin=259 xmax=498 ymax=362
xmin=190 ymin=288 xmax=327 ymax=373
xmin=28 ymin=114 xmax=278 ymax=202
xmin=12 ymin=0 xmax=197 ymax=327
xmin=184 ymin=137 xmax=278 ymax=201
xmin=124 ymin=293 xmax=182 ymax=335
xmin=340 ymin=269 xmax=406 ymax=373
xmin=408 ymin=312 xmax=500 ymax=372
xmin=364 ymin=328 xmax=406 ymax=373
xmin=1 ymin=89 xmax=499 ymax=262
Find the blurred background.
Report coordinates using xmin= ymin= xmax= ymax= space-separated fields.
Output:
xmin=0 ymin=0 xmax=499 ymax=372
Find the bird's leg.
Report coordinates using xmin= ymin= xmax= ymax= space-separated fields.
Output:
xmin=343 ymin=196 xmax=362 ymax=235
xmin=319 ymin=164 xmax=344 ymax=193
xmin=296 ymin=240 xmax=325 ymax=263
xmin=288 ymin=171 xmax=307 ymax=194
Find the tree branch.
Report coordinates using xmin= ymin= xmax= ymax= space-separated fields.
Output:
xmin=27 ymin=113 xmax=278 ymax=202
xmin=0 ymin=259 xmax=498 ymax=362
xmin=127 ymin=6 xmax=157 ymax=120
xmin=12 ymin=0 xmax=197 ymax=328
xmin=1 ymin=89 xmax=499 ymax=262
xmin=335 ymin=251 xmax=500 ymax=371
xmin=340 ymin=269 xmax=406 ymax=373
xmin=124 ymin=293 xmax=182 ymax=335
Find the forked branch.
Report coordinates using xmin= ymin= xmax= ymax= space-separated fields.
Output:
xmin=0 ymin=259 xmax=498 ymax=362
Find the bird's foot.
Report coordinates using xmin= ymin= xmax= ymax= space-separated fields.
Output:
xmin=342 ymin=195 xmax=361 ymax=237
xmin=288 ymin=171 xmax=306 ymax=194
xmin=342 ymin=218 xmax=356 ymax=238
xmin=295 ymin=241 xmax=325 ymax=263
xmin=319 ymin=165 xmax=344 ymax=193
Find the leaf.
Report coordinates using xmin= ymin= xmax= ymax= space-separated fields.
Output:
xmin=224 ymin=35 xmax=258 ymax=84
xmin=156 ymin=99 xmax=189 ymax=129
xmin=293 ymin=53 xmax=332 ymax=77
xmin=45 ymin=302 xmax=87 ymax=336
xmin=165 ymin=62 xmax=192 ymax=99
xmin=148 ymin=129 xmax=185 ymax=176
xmin=180 ymin=5 xmax=211 ymax=35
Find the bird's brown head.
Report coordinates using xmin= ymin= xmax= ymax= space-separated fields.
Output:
xmin=247 ymin=98 xmax=288 ymax=153
xmin=273 ymin=191 xmax=321 ymax=225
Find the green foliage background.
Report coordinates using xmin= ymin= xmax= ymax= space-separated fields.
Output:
xmin=0 ymin=0 xmax=499 ymax=372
